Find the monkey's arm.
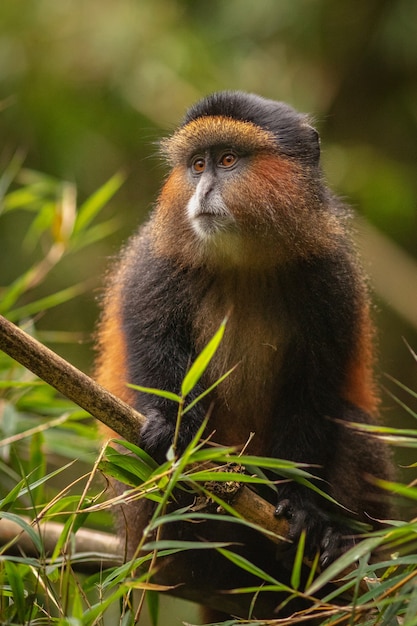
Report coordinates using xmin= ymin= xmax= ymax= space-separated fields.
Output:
xmin=118 ymin=238 xmax=207 ymax=462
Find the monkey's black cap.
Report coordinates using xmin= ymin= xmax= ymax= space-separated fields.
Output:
xmin=183 ymin=90 xmax=320 ymax=164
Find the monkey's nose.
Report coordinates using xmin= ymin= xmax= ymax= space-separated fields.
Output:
xmin=197 ymin=175 xmax=215 ymax=200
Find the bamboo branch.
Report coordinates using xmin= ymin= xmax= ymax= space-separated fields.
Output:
xmin=0 ymin=314 xmax=144 ymax=442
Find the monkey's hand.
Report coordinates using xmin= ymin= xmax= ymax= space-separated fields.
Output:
xmin=274 ymin=484 xmax=356 ymax=567
xmin=139 ymin=410 xmax=177 ymax=463
xmin=139 ymin=407 xmax=204 ymax=464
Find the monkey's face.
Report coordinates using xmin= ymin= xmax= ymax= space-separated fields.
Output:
xmin=186 ymin=146 xmax=244 ymax=241
xmin=155 ymin=111 xmax=342 ymax=269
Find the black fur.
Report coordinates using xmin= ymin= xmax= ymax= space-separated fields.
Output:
xmin=120 ymin=236 xmax=206 ymax=460
xmin=120 ymin=229 xmax=389 ymax=508
xmin=122 ymin=227 xmax=359 ymax=466
xmin=183 ymin=90 xmax=320 ymax=164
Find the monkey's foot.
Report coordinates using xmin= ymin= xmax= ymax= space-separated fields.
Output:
xmin=274 ymin=487 xmax=356 ymax=567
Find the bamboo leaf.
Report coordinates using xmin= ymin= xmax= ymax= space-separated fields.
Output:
xmin=143 ymin=539 xmax=231 ymax=551
xmin=183 ymin=364 xmax=238 ymax=414
xmin=217 ymin=547 xmax=290 ymax=589
xmin=147 ymin=590 xmax=160 ymax=626
xmin=4 ymin=561 xmax=27 ymax=622
xmin=0 ymin=511 xmax=42 ymax=553
xmin=127 ymin=383 xmax=181 ymax=404
xmin=6 ymin=282 xmax=89 ymax=321
xmin=102 ymin=447 xmax=155 ymax=482
xmin=112 ymin=439 xmax=158 ymax=469
xmin=74 ymin=171 xmax=125 ymax=234
xmin=184 ymin=470 xmax=274 ymax=485
xmin=306 ymin=535 xmax=384 ymax=596
xmin=181 ymin=317 xmax=227 ymax=398
xmin=374 ymin=479 xmax=417 ymax=502
xmin=291 ymin=530 xmax=306 ymax=590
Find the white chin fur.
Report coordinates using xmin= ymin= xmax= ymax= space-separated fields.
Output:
xmin=187 ymin=192 xmax=235 ymax=240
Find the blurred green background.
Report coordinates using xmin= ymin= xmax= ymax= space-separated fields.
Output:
xmin=1 ymin=1 xmax=416 ymax=443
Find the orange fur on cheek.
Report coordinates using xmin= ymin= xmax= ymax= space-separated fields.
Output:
xmin=149 ymin=169 xmax=193 ymax=260
xmin=157 ymin=168 xmax=193 ymax=218
xmin=225 ymin=154 xmax=345 ymax=261
xmin=217 ymin=155 xmax=312 ymax=235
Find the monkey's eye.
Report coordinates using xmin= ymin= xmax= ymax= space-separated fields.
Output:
xmin=191 ymin=157 xmax=206 ymax=174
xmin=218 ymin=152 xmax=238 ymax=168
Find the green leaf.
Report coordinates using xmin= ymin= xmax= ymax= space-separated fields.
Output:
xmin=306 ymin=535 xmax=384 ymax=596
xmin=181 ymin=445 xmax=237 ymax=464
xmin=4 ymin=561 xmax=27 ymax=622
xmin=3 ymin=184 xmax=46 ymax=212
xmin=0 ymin=149 xmax=25 ymax=212
xmin=183 ymin=364 xmax=238 ymax=415
xmin=146 ymin=509 xmax=286 ymax=544
xmin=82 ymin=583 xmax=132 ymax=626
xmin=146 ymin=589 xmax=160 ymax=626
xmin=0 ymin=380 xmax=44 ymax=389
xmin=185 ymin=469 xmax=274 ymax=485
xmin=127 ymin=383 xmax=181 ymax=404
xmin=142 ymin=539 xmax=231 ymax=551
xmin=232 ymin=455 xmax=313 ymax=475
xmin=70 ymin=217 xmax=121 ymax=252
xmin=120 ymin=609 xmax=135 ymax=626
xmin=46 ymin=495 xmax=86 ymax=516
xmin=73 ymin=171 xmax=125 ymax=234
xmin=0 ymin=478 xmax=28 ymax=510
xmin=71 ymin=587 xmax=84 ymax=620
xmin=217 ymin=548 xmax=290 ymax=589
xmin=103 ymin=447 xmax=155 ymax=482
xmin=28 ymin=432 xmax=46 ymax=505
xmin=71 ymin=510 xmax=90 ymax=536
xmin=404 ymin=580 xmax=417 ymax=622
xmin=98 ymin=460 xmax=148 ymax=488
xmin=6 ymin=282 xmax=88 ymax=321
xmin=181 ymin=317 xmax=227 ymax=398
xmin=0 ymin=511 xmax=42 ymax=553
xmin=385 ymin=373 xmax=417 ymax=403
xmin=9 ymin=461 xmax=76 ymax=503
xmin=375 ymin=479 xmax=417 ymax=502
xmin=290 ymin=529 xmax=306 ymax=590
xmin=110 ymin=439 xmax=158 ymax=469
xmin=51 ymin=514 xmax=76 ymax=562
xmin=305 ymin=550 xmax=320 ymax=591
xmin=0 ymin=267 xmax=37 ymax=313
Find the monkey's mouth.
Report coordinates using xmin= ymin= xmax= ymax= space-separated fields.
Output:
xmin=187 ymin=192 xmax=236 ymax=239
xmin=193 ymin=211 xmax=236 ymax=237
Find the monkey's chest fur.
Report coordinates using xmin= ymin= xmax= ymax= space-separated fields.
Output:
xmin=192 ymin=271 xmax=293 ymax=453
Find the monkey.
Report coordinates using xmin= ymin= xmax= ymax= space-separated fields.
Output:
xmin=95 ymin=91 xmax=394 ymax=620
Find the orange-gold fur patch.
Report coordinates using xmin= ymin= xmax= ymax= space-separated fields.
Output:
xmin=161 ymin=116 xmax=277 ymax=165
xmin=95 ymin=283 xmax=135 ymax=437
xmin=342 ymin=303 xmax=379 ymax=416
